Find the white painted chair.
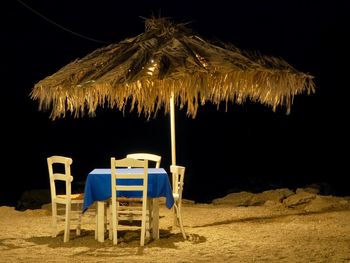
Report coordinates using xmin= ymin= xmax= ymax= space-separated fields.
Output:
xmin=110 ymin=157 xmax=149 ymax=246
xmin=170 ymin=165 xmax=186 ymax=239
xmin=125 ymin=153 xmax=161 ymax=236
xmin=126 ymin=153 xmax=161 ymax=168
xmin=47 ymin=156 xmax=83 ymax=242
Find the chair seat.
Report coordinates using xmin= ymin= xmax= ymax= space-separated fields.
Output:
xmin=173 ymin=193 xmax=179 ymax=201
xmin=116 ymin=197 xmax=143 ymax=203
xmin=55 ymin=193 xmax=84 ymax=203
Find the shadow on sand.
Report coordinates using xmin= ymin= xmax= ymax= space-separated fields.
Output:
xmin=0 ymin=228 xmax=206 ymax=258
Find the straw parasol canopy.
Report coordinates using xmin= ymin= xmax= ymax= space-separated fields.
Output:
xmin=31 ymin=17 xmax=315 ymax=164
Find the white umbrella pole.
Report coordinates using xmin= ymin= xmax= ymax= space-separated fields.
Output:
xmin=170 ymin=91 xmax=176 ymax=166
xmin=170 ymin=91 xmax=178 ymax=227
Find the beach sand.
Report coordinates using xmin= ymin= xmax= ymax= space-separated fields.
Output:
xmin=1 ymin=189 xmax=350 ymax=263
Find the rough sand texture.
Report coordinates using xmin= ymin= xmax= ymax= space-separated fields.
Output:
xmin=1 ymin=191 xmax=350 ymax=263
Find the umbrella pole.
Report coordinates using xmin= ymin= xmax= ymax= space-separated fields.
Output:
xmin=170 ymin=91 xmax=178 ymax=227
xmin=170 ymin=91 xmax=176 ymax=166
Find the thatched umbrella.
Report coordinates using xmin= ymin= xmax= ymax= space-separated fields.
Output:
xmin=31 ymin=17 xmax=315 ymax=166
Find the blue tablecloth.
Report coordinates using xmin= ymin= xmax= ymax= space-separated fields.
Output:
xmin=83 ymin=168 xmax=174 ymax=212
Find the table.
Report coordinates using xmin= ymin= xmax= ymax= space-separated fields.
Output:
xmin=83 ymin=168 xmax=174 ymax=242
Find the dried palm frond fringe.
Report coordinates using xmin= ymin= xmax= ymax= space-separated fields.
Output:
xmin=31 ymin=17 xmax=315 ymax=119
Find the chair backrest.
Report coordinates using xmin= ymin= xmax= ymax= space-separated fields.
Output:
xmin=111 ymin=157 xmax=148 ymax=200
xmin=170 ymin=165 xmax=186 ymax=198
xmin=110 ymin=157 xmax=149 ymax=246
xmin=126 ymin=153 xmax=161 ymax=168
xmin=47 ymin=156 xmax=73 ymax=200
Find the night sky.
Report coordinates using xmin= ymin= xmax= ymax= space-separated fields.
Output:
xmin=2 ymin=0 xmax=349 ymax=206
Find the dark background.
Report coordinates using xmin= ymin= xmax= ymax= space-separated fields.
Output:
xmin=2 ymin=0 xmax=349 ymax=206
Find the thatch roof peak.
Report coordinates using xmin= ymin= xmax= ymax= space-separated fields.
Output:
xmin=144 ymin=17 xmax=192 ymax=37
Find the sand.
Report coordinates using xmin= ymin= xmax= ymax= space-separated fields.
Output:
xmin=1 ymin=190 xmax=350 ymax=263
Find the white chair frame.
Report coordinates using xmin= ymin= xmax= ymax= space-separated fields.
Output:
xmin=126 ymin=153 xmax=161 ymax=168
xmin=125 ymin=153 xmax=161 ymax=233
xmin=170 ymin=165 xmax=186 ymax=239
xmin=47 ymin=155 xmax=83 ymax=242
xmin=110 ymin=157 xmax=149 ymax=246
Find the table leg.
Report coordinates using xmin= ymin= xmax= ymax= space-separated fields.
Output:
xmin=97 ymin=201 xmax=105 ymax=242
xmin=152 ymin=198 xmax=159 ymax=239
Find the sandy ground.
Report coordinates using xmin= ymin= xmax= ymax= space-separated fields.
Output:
xmin=1 ymin=190 xmax=350 ymax=263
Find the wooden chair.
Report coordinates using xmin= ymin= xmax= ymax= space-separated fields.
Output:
xmin=110 ymin=157 xmax=149 ymax=246
xmin=47 ymin=156 xmax=83 ymax=242
xmin=125 ymin=153 xmax=161 ymax=233
xmin=170 ymin=165 xmax=186 ymax=239
xmin=126 ymin=153 xmax=161 ymax=168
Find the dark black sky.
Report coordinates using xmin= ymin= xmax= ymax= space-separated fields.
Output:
xmin=2 ymin=0 xmax=349 ymax=205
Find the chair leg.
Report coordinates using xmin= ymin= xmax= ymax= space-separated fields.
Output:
xmin=177 ymin=210 xmax=186 ymax=239
xmin=140 ymin=215 xmax=146 ymax=246
xmin=64 ymin=203 xmax=71 ymax=242
xmin=112 ymin=202 xmax=118 ymax=245
xmin=76 ymin=203 xmax=82 ymax=236
xmin=140 ymin=200 xmax=148 ymax=247
xmin=51 ymin=202 xmax=58 ymax=237
xmin=175 ymin=204 xmax=186 ymax=239
xmin=173 ymin=206 xmax=178 ymax=227
xmin=107 ymin=203 xmax=112 ymax=240
xmin=146 ymin=199 xmax=153 ymax=239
